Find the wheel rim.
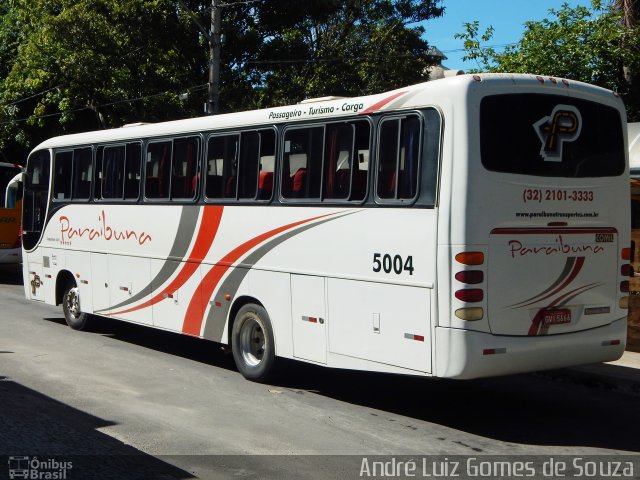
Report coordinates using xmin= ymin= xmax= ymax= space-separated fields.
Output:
xmin=238 ymin=315 xmax=266 ymax=367
xmin=65 ymin=287 xmax=82 ymax=319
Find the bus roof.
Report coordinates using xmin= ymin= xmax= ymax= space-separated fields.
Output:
xmin=31 ymin=73 xmax=621 ymax=153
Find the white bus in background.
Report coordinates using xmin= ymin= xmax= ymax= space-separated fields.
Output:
xmin=21 ymin=74 xmax=630 ymax=382
xmin=0 ymin=162 xmax=24 ymax=264
xmin=628 ymin=122 xmax=640 ymax=291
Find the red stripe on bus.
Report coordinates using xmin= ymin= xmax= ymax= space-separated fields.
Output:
xmin=181 ymin=213 xmax=335 ymax=336
xmin=110 ymin=206 xmax=223 ymax=316
xmin=527 ymin=281 xmax=600 ymax=336
xmin=515 ymin=257 xmax=585 ymax=310
xmin=360 ymin=91 xmax=407 ymax=114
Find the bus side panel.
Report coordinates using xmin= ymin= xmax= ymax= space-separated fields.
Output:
xmin=328 ymin=280 xmax=432 ymax=373
xmin=90 ymin=253 xmax=110 ymax=314
xmin=65 ymin=249 xmax=93 ymax=312
xmin=109 ymin=255 xmax=153 ymax=326
xmin=151 ymin=258 xmax=203 ymax=332
xmin=244 ymin=269 xmax=293 ymax=358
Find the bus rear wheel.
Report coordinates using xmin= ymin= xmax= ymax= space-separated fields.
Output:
xmin=231 ymin=303 xmax=276 ymax=382
xmin=62 ymin=283 xmax=89 ymax=331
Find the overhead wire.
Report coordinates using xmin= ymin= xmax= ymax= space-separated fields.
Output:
xmin=0 ymin=84 xmax=208 ymax=127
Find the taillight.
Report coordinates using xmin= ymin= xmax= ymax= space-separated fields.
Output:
xmin=455 ymin=289 xmax=484 ymax=302
xmin=454 ymin=270 xmax=484 ymax=284
xmin=620 ymin=247 xmax=631 ymax=309
xmin=455 ymin=252 xmax=484 ymax=265
xmin=454 ymin=251 xmax=486 ymax=321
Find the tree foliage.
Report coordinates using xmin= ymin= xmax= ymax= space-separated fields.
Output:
xmin=455 ymin=0 xmax=640 ymax=119
xmin=0 ymin=0 xmax=443 ymax=161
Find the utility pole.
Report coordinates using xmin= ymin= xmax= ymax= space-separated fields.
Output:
xmin=177 ymin=0 xmax=223 ymax=115
xmin=208 ymin=0 xmax=222 ymax=115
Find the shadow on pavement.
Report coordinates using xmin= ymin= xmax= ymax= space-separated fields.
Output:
xmin=0 ymin=264 xmax=22 ymax=286
xmin=39 ymin=312 xmax=640 ymax=454
xmin=0 ymin=375 xmax=194 ymax=479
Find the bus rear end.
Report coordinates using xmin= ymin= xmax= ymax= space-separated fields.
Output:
xmin=436 ymin=76 xmax=629 ymax=378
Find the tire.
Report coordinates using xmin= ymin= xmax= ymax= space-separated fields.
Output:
xmin=231 ymin=303 xmax=276 ymax=382
xmin=62 ymin=282 xmax=90 ymax=331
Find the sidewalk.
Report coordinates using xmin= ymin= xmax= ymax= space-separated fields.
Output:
xmin=546 ymin=350 xmax=640 ymax=396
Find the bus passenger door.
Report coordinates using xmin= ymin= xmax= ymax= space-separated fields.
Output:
xmin=291 ymin=274 xmax=327 ymax=364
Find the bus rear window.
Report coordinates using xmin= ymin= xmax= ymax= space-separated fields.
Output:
xmin=480 ymin=94 xmax=624 ymax=177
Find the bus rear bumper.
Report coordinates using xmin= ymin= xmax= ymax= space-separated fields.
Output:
xmin=434 ymin=318 xmax=627 ymax=379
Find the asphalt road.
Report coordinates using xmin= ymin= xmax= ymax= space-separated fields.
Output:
xmin=0 ymin=263 xmax=639 ymax=479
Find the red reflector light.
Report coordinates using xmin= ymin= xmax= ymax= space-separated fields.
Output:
xmin=455 ymin=289 xmax=484 ymax=302
xmin=621 ymin=264 xmax=633 ymax=277
xmin=483 ymin=347 xmax=506 ymax=355
xmin=455 ymin=252 xmax=484 ymax=266
xmin=455 ymin=270 xmax=484 ymax=284
xmin=620 ymin=281 xmax=630 ymax=293
xmin=622 ymin=248 xmax=631 ymax=260
xmin=404 ymin=333 xmax=425 ymax=342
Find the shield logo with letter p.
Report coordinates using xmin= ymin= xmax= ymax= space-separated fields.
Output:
xmin=533 ymin=105 xmax=582 ymax=162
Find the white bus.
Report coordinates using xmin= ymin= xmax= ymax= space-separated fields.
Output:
xmin=0 ymin=162 xmax=24 ymax=264
xmin=21 ymin=74 xmax=630 ymax=381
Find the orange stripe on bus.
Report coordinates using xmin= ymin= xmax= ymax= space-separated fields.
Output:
xmin=181 ymin=213 xmax=334 ymax=336
xmin=110 ymin=206 xmax=223 ymax=316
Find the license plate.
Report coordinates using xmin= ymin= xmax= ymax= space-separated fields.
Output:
xmin=542 ymin=309 xmax=571 ymax=326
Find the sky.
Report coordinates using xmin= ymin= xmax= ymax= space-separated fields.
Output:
xmin=422 ymin=0 xmax=594 ymax=72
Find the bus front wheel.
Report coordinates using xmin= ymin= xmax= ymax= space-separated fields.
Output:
xmin=231 ymin=303 xmax=276 ymax=382
xmin=62 ymin=283 xmax=89 ymax=331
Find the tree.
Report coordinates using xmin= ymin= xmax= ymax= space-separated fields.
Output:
xmin=0 ymin=0 xmax=444 ymax=161
xmin=0 ymin=0 xmax=203 ymax=160
xmin=211 ymin=0 xmax=444 ymax=110
xmin=456 ymin=0 xmax=640 ymax=119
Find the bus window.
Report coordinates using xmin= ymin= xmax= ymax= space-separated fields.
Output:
xmin=53 ymin=151 xmax=73 ymax=200
xmin=124 ymin=143 xmax=142 ymax=200
xmin=171 ymin=137 xmax=198 ymax=200
xmin=323 ymin=121 xmax=370 ymax=201
xmin=480 ymin=94 xmax=625 ymax=177
xmin=206 ymin=134 xmax=239 ymax=199
xmin=54 ymin=148 xmax=93 ymax=201
xmin=256 ymin=130 xmax=276 ymax=201
xmin=0 ymin=164 xmax=21 ymax=207
xmin=376 ymin=115 xmax=421 ymax=201
xmin=100 ymin=146 xmax=125 ymax=199
xmin=72 ymin=147 xmax=92 ymax=200
xmin=22 ymin=150 xmax=50 ymax=250
xmin=96 ymin=143 xmax=141 ymax=201
xmin=146 ymin=141 xmax=172 ymax=199
xmin=282 ymin=127 xmax=323 ymax=199
xmin=323 ymin=124 xmax=354 ymax=200
xmin=205 ymin=130 xmax=275 ymax=202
